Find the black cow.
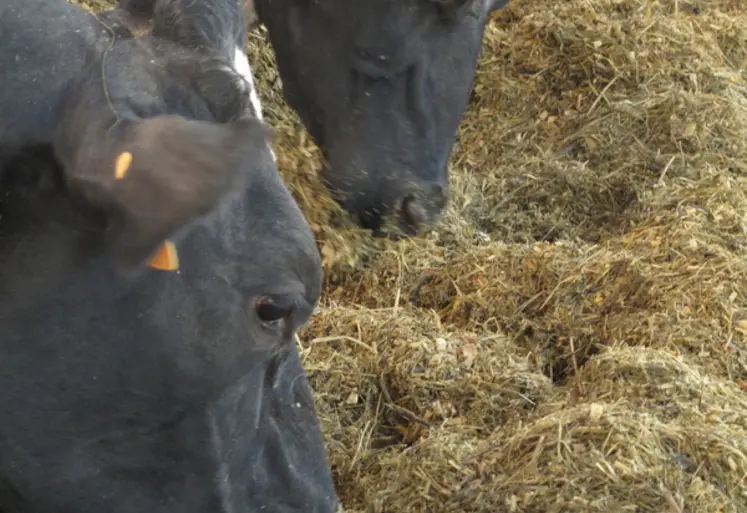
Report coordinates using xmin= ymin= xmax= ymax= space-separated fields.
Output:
xmin=109 ymin=0 xmax=512 ymax=235
xmin=255 ymin=0 xmax=512 ymax=234
xmin=0 ymin=1 xmax=340 ymax=511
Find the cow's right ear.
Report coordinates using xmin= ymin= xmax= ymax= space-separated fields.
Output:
xmin=60 ymin=115 xmax=273 ymax=271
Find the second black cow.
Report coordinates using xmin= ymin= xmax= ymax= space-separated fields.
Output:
xmin=257 ymin=0 xmax=511 ymax=234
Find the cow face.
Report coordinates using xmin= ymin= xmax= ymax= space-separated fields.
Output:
xmin=255 ymin=0 xmax=510 ymax=234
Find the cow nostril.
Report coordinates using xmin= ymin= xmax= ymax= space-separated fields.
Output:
xmin=356 ymin=207 xmax=384 ymax=233
xmin=432 ymin=183 xmax=448 ymax=203
xmin=254 ymin=296 xmax=292 ymax=324
xmin=398 ymin=183 xmax=450 ymax=234
xmin=426 ymin=182 xmax=449 ymax=207
xmin=400 ymin=194 xmax=427 ymax=234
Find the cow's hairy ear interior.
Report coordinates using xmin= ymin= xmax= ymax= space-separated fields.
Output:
xmin=95 ymin=115 xmax=273 ymax=270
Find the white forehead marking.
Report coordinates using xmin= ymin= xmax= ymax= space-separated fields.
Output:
xmin=233 ymin=45 xmax=276 ymax=163
xmin=233 ymin=46 xmax=262 ymax=120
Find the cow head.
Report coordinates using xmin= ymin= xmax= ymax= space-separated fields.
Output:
xmin=0 ymin=2 xmax=337 ymax=511
xmin=254 ymin=0 xmax=510 ymax=234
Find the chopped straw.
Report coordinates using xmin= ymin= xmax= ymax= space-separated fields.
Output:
xmin=84 ymin=0 xmax=747 ymax=511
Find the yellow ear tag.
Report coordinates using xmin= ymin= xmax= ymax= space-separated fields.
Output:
xmin=114 ymin=151 xmax=133 ymax=180
xmin=146 ymin=241 xmax=180 ymax=271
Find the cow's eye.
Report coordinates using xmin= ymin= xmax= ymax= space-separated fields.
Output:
xmin=254 ymin=295 xmax=292 ymax=329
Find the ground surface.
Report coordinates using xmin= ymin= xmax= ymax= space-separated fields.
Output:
xmin=86 ymin=0 xmax=747 ymax=511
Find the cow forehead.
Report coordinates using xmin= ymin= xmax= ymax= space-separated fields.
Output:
xmin=317 ymin=0 xmax=493 ymax=18
xmin=310 ymin=0 xmax=490 ymax=51
xmin=319 ymin=0 xmax=429 ymax=29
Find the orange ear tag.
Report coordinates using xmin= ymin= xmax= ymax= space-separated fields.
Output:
xmin=114 ymin=151 xmax=133 ymax=180
xmin=146 ymin=241 xmax=180 ymax=271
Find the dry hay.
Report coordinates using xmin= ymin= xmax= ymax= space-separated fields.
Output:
xmin=81 ymin=0 xmax=747 ymax=511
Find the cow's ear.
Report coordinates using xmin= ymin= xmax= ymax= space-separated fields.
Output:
xmin=107 ymin=115 xmax=273 ymax=270
xmin=61 ymin=115 xmax=272 ymax=270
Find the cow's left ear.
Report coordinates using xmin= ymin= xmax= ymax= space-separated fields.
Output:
xmin=103 ymin=115 xmax=273 ymax=270
xmin=56 ymin=114 xmax=272 ymax=270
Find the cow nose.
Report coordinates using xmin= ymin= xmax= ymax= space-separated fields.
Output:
xmin=344 ymin=181 xmax=449 ymax=236
xmin=396 ymin=181 xmax=449 ymax=236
